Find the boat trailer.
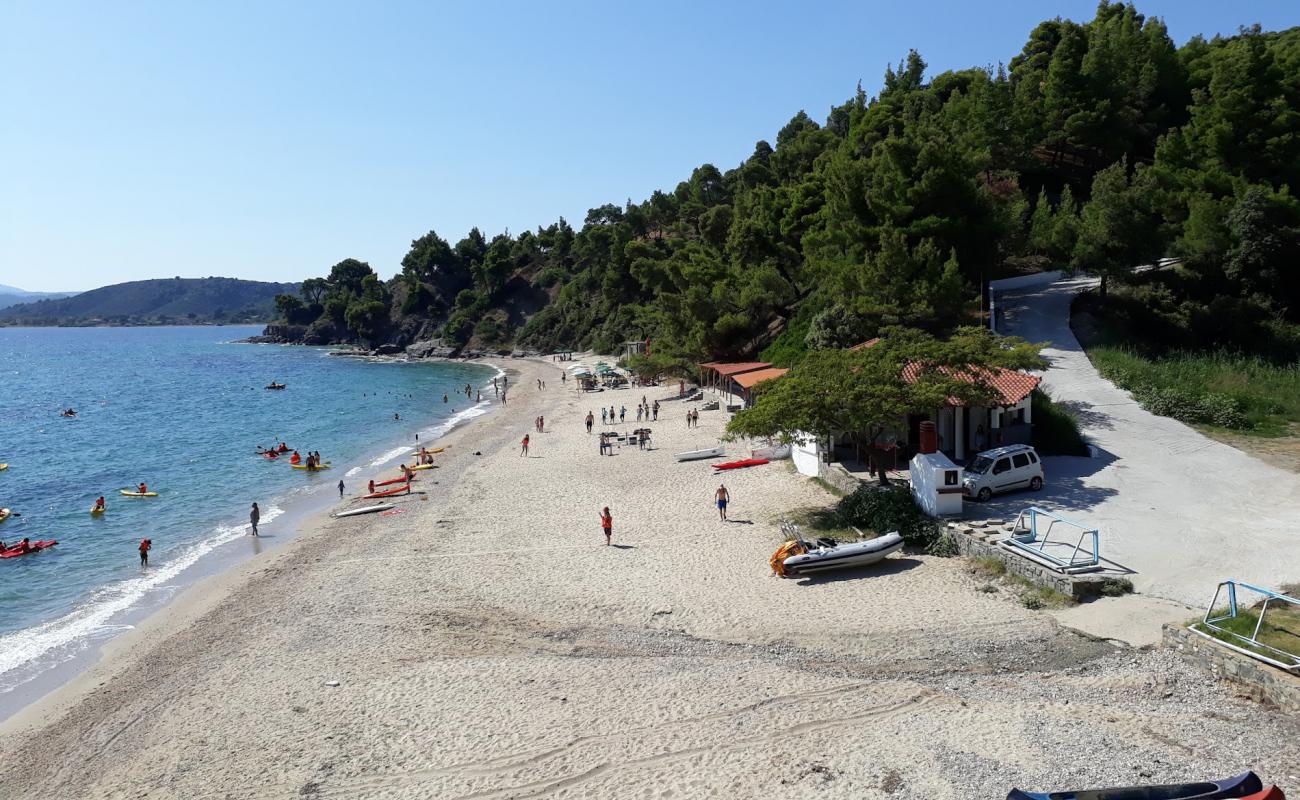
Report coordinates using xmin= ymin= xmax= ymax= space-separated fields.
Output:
xmin=1000 ymin=507 xmax=1101 ymax=573
xmin=1189 ymin=580 xmax=1300 ymax=673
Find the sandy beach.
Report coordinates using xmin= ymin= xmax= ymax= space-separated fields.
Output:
xmin=1 ymin=356 xmax=1297 ymax=799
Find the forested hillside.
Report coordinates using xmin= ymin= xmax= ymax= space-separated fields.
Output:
xmin=0 ymin=277 xmax=298 ymax=326
xmin=269 ymin=3 xmax=1300 ymax=366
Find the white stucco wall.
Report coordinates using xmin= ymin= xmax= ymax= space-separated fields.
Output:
xmin=792 ymin=433 xmax=820 ymax=477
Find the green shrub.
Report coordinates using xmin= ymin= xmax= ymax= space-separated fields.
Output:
xmin=1030 ymin=390 xmax=1090 ymax=456
xmin=835 ymin=485 xmax=942 ymax=550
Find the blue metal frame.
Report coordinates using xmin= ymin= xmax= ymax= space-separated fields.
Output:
xmin=1191 ymin=579 xmax=1300 ymax=673
xmin=1003 ymin=506 xmax=1101 ymax=571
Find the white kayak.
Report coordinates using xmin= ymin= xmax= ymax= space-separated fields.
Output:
xmin=332 ymin=503 xmax=396 ymax=518
xmin=674 ymin=446 xmax=724 ymax=462
xmin=782 ymin=531 xmax=904 ymax=576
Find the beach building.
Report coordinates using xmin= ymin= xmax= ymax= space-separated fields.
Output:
xmin=792 ymin=363 xmax=1039 ymax=481
xmin=696 ymin=362 xmax=786 ymax=407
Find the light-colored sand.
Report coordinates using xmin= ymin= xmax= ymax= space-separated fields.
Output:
xmin=1 ymin=356 xmax=1297 ymax=799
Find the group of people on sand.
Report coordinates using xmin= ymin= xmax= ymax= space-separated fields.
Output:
xmin=413 ymin=447 xmax=437 ymax=465
xmin=533 ymin=415 xmax=545 ymax=433
xmin=636 ymin=398 xmax=659 ymax=422
xmin=685 ymin=408 xmax=701 ymax=428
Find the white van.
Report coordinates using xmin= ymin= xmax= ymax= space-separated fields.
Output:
xmin=963 ymin=444 xmax=1044 ymax=501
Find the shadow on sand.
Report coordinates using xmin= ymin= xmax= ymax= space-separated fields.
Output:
xmin=793 ymin=556 xmax=922 ymax=586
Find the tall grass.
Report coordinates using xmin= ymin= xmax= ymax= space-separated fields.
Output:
xmin=1089 ymin=346 xmax=1300 ymax=436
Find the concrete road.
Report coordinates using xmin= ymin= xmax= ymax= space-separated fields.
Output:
xmin=984 ymin=276 xmax=1300 ymax=609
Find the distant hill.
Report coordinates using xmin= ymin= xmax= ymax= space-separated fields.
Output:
xmin=0 ymin=285 xmax=80 ymax=311
xmin=0 ymin=277 xmax=300 ymax=326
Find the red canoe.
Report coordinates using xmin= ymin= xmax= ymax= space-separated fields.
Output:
xmin=374 ymin=475 xmax=416 ymax=487
xmin=1 ymin=540 xmax=57 ymax=559
xmin=1243 ymin=788 xmax=1285 ymax=800
xmin=364 ymin=485 xmax=411 ymax=499
xmin=714 ymin=458 xmax=770 ymax=471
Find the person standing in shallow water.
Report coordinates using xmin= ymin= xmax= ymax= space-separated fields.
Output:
xmin=249 ymin=502 xmax=260 ymax=537
xmin=139 ymin=538 xmax=151 ymax=568
xmin=337 ymin=479 xmax=345 ymax=498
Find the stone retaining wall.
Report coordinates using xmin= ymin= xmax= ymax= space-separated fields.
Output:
xmin=1162 ymin=623 xmax=1300 ymax=714
xmin=949 ymin=524 xmax=1114 ymax=600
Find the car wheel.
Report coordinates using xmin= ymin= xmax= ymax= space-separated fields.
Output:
xmin=977 ymin=488 xmax=992 ymax=502
xmin=1029 ymin=477 xmax=1043 ymax=491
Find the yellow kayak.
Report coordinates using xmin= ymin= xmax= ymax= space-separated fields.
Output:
xmin=0 ymin=508 xmax=10 ymax=522
xmin=120 ymin=490 xmax=158 ymax=497
xmin=408 ymin=463 xmax=437 ymax=471
xmin=291 ymin=462 xmax=331 ymax=470
xmin=91 ymin=506 xmax=106 ymax=515
xmin=0 ymin=463 xmax=8 ymax=471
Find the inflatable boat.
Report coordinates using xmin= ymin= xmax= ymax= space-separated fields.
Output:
xmin=1006 ymin=771 xmax=1264 ymax=800
xmin=782 ymin=532 xmax=903 ymax=577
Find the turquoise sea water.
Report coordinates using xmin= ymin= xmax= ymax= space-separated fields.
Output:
xmin=0 ymin=326 xmax=495 ymax=698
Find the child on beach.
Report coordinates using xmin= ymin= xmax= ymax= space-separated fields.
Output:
xmin=521 ymin=434 xmax=530 ymax=457
xmin=600 ymin=507 xmax=612 ymax=545
xmin=139 ymin=538 xmax=151 ymax=567
xmin=337 ymin=479 xmax=345 ymax=498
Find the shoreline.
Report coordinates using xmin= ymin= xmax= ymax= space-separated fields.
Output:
xmin=3 ymin=356 xmax=1297 ymax=797
xmin=0 ymin=357 xmax=509 ymax=726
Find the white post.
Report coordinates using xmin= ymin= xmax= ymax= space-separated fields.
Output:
xmin=1022 ymin=397 xmax=1032 ymax=425
xmin=989 ymin=291 xmax=997 ymax=333
xmin=955 ymin=406 xmax=966 ymax=461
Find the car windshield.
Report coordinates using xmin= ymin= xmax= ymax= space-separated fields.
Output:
xmin=968 ymin=456 xmax=994 ymax=474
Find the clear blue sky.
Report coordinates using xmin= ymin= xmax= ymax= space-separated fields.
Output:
xmin=3 ymin=1 xmax=1294 ymax=292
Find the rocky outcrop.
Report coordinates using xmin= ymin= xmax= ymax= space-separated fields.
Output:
xmin=405 ymin=338 xmax=461 ymax=359
xmin=244 ymin=324 xmax=307 ymax=343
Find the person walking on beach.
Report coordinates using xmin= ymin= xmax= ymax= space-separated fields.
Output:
xmin=653 ymin=401 xmax=659 ymax=421
xmin=337 ymin=479 xmax=345 ymax=498
xmin=139 ymin=538 xmax=151 ymax=568
xmin=250 ymin=502 xmax=260 ymax=537
xmin=585 ymin=411 xmax=594 ymax=433
xmin=521 ymin=434 xmax=530 ymax=457
xmin=600 ymin=407 xmax=607 ymax=425
xmin=715 ymin=484 xmax=730 ymax=521
xmin=600 ymin=506 xmax=613 ymax=546
xmin=619 ymin=406 xmax=626 ymax=423
xmin=608 ymin=405 xmax=614 ymax=424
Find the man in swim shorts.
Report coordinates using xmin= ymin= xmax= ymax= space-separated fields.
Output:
xmin=715 ymin=484 xmax=730 ymax=521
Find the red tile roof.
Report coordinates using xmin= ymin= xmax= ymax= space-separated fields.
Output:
xmin=852 ymin=339 xmax=1038 ymax=406
xmin=699 ymin=361 xmax=772 ymax=377
xmin=732 ymin=367 xmax=789 ymax=389
xmin=901 ymin=362 xmax=1040 ymax=406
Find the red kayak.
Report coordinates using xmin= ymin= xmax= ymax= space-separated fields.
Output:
xmin=364 ymin=485 xmax=411 ymax=499
xmin=374 ymin=475 xmax=415 ymax=488
xmin=1 ymin=540 xmax=57 ymax=559
xmin=262 ymin=452 xmax=279 ymax=460
xmin=714 ymin=458 xmax=770 ymax=471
